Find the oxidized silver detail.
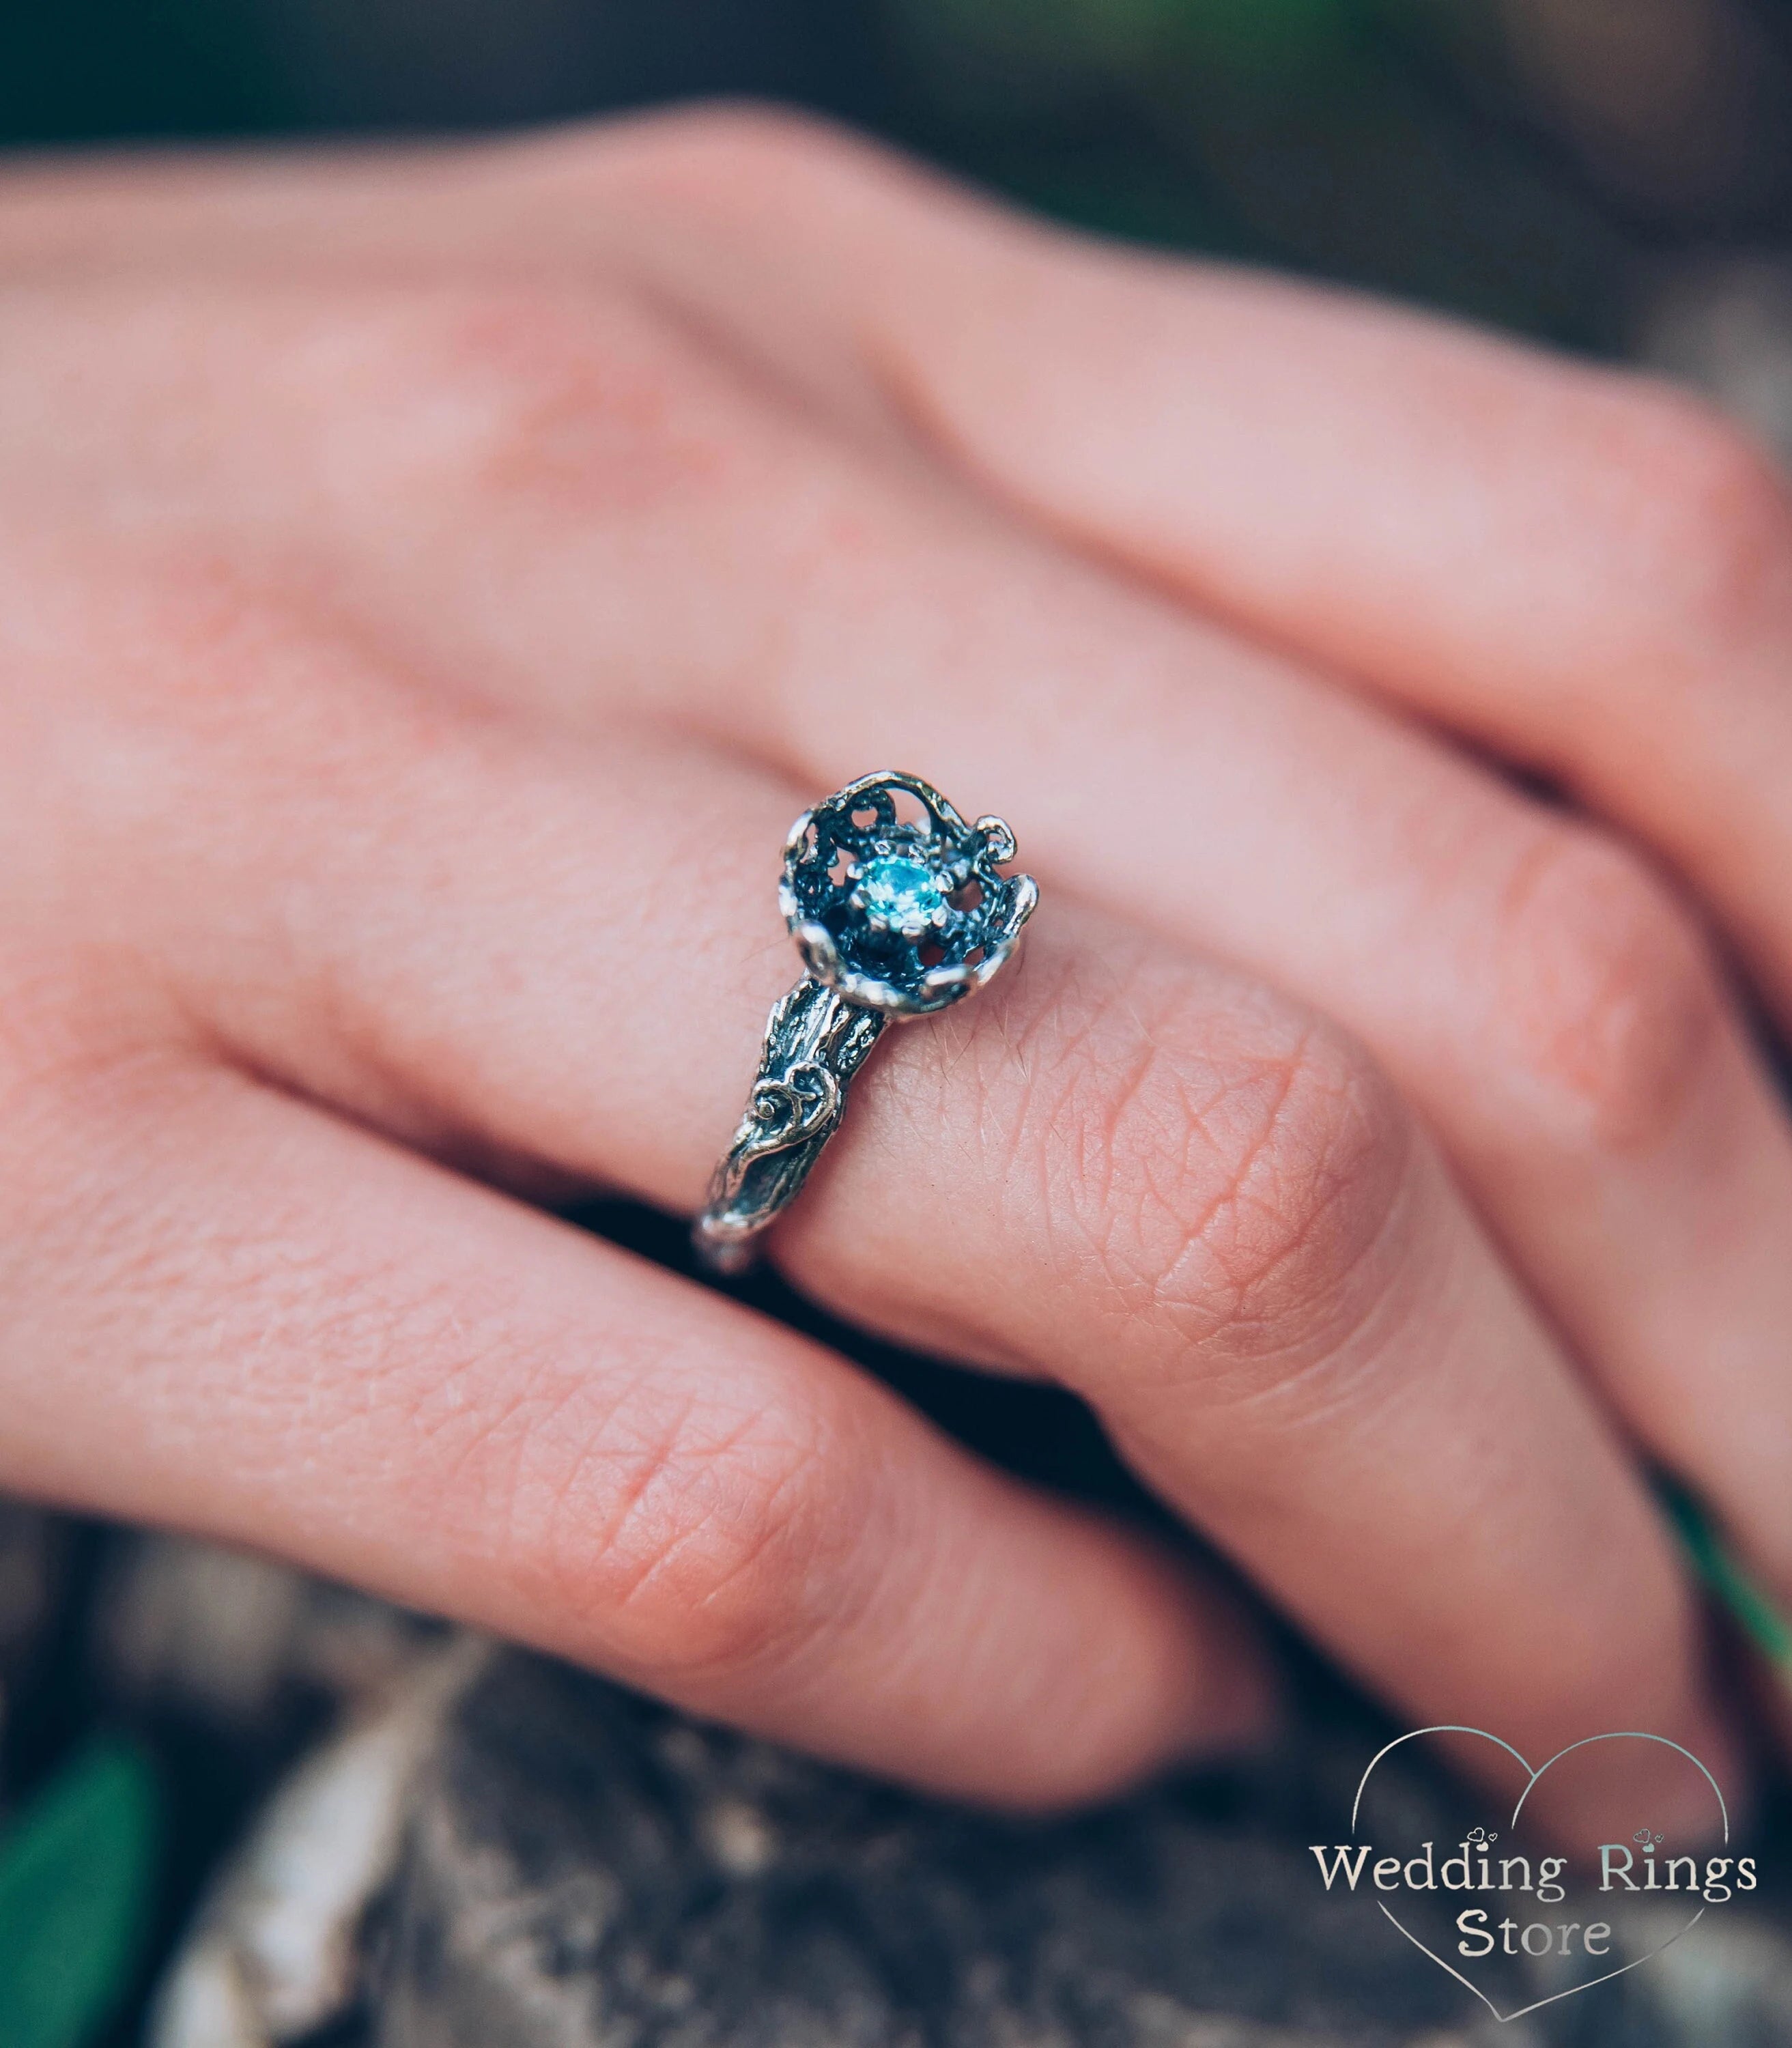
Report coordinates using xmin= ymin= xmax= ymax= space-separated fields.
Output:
xmin=694 ymin=770 xmax=1036 ymax=1273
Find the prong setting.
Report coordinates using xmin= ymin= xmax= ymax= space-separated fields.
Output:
xmin=697 ymin=772 xmax=1039 ymax=1272
xmin=780 ymin=771 xmax=1036 ymax=1017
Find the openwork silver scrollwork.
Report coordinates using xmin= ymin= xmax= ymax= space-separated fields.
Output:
xmin=694 ymin=770 xmax=1037 ymax=1273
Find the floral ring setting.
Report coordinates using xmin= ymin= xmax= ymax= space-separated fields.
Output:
xmin=781 ymin=771 xmax=1038 ymax=1015
xmin=694 ymin=771 xmax=1038 ymax=1272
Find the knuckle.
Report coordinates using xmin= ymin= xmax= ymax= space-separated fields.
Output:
xmin=570 ymin=99 xmax=896 ymax=212
xmin=522 ymin=1359 xmax=862 ymax=1686
xmin=1027 ymin=955 xmax=1414 ymax=1386
xmin=311 ymin=277 xmax=743 ymax=517
xmin=1580 ymin=380 xmax=1792 ymax=655
xmin=1493 ymin=825 xmax=1723 ymax=1152
xmin=521 ymin=102 xmax=960 ymax=261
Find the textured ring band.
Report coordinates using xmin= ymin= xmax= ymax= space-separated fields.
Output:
xmin=693 ymin=770 xmax=1038 ymax=1275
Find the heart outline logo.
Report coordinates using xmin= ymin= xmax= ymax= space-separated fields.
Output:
xmin=1350 ymin=1726 xmax=1729 ymax=2025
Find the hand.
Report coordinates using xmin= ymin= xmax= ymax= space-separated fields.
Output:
xmin=2 ymin=108 xmax=1785 ymax=1830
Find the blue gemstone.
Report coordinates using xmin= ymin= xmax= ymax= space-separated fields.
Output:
xmin=855 ymin=855 xmax=947 ymax=938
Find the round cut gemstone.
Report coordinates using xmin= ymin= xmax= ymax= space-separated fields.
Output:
xmin=854 ymin=854 xmax=947 ymax=939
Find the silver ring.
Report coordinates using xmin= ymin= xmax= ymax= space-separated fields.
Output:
xmin=694 ymin=769 xmax=1038 ymax=1274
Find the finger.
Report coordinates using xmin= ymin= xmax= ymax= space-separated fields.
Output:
xmin=0 ymin=1007 xmax=1257 ymax=1808
xmin=636 ymin=118 xmax=1792 ymax=1044
xmin=42 ymin=233 xmax=1781 ymax=1638
xmin=362 ymin=157 xmax=1792 ymax=1642
xmin=14 ymin=89 xmax=1792 ymax=1050
xmin=14 ymin=614 xmax=1734 ymax=1834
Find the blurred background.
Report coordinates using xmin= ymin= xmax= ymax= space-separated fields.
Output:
xmin=10 ymin=0 xmax=1792 ymax=397
xmin=6 ymin=4 xmax=1792 ymax=2043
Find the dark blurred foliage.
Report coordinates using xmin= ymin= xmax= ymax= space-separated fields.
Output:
xmin=890 ymin=0 xmax=1792 ymax=347
xmin=5 ymin=0 xmax=1792 ymax=351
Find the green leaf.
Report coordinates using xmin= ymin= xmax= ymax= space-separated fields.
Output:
xmin=0 ymin=1739 xmax=161 ymax=2048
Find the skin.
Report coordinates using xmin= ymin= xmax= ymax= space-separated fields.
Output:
xmin=0 ymin=104 xmax=1787 ymax=1839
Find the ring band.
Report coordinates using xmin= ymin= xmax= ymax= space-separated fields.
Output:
xmin=693 ymin=770 xmax=1038 ymax=1274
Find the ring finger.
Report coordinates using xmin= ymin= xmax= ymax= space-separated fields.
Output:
xmin=4 ymin=560 xmax=1735 ymax=1834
